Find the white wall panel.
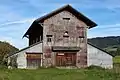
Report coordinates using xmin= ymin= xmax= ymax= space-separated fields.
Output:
xmin=87 ymin=44 xmax=113 ymax=69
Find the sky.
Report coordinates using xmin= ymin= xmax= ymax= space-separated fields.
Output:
xmin=0 ymin=0 xmax=120 ymax=49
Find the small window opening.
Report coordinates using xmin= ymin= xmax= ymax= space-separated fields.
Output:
xmin=63 ymin=31 xmax=69 ymax=37
xmin=46 ymin=35 xmax=52 ymax=37
xmin=79 ymin=36 xmax=84 ymax=38
xmin=63 ymin=18 xmax=70 ymax=20
xmin=47 ymin=38 xmax=51 ymax=42
xmin=46 ymin=35 xmax=52 ymax=42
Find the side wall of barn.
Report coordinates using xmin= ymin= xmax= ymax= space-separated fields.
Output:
xmin=87 ymin=44 xmax=113 ymax=69
xmin=8 ymin=42 xmax=43 ymax=69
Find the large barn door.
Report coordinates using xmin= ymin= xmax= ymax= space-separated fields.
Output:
xmin=56 ymin=53 xmax=76 ymax=66
xmin=65 ymin=53 xmax=76 ymax=66
xmin=26 ymin=53 xmax=42 ymax=69
xmin=56 ymin=53 xmax=65 ymax=66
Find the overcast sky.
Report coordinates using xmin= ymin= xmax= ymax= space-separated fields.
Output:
xmin=0 ymin=0 xmax=120 ymax=49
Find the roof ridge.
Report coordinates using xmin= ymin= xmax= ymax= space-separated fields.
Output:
xmin=23 ymin=4 xmax=97 ymax=38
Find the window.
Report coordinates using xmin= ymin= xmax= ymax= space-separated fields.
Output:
xmin=46 ymin=35 xmax=52 ymax=42
xmin=76 ymin=26 xmax=85 ymax=37
xmin=63 ymin=18 xmax=70 ymax=20
xmin=46 ymin=35 xmax=52 ymax=37
xmin=47 ymin=37 xmax=52 ymax=42
xmin=63 ymin=31 xmax=69 ymax=37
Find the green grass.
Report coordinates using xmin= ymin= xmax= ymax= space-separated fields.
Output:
xmin=113 ymin=56 xmax=120 ymax=63
xmin=0 ymin=56 xmax=120 ymax=80
xmin=0 ymin=68 xmax=120 ymax=80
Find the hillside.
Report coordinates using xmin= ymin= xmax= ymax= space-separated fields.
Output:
xmin=0 ymin=36 xmax=120 ymax=61
xmin=88 ymin=36 xmax=120 ymax=49
xmin=88 ymin=36 xmax=120 ymax=56
xmin=0 ymin=41 xmax=19 ymax=64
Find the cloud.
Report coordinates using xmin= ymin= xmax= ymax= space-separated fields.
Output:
xmin=0 ymin=11 xmax=46 ymax=49
xmin=0 ymin=18 xmax=35 ymax=26
xmin=0 ymin=0 xmax=120 ymax=48
xmin=0 ymin=21 xmax=30 ymax=49
xmin=0 ymin=18 xmax=36 ymax=49
xmin=95 ymin=23 xmax=120 ymax=29
xmin=0 ymin=35 xmax=28 ymax=49
xmin=88 ymin=23 xmax=120 ymax=38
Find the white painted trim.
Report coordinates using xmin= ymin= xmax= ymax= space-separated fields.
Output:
xmin=41 ymin=54 xmax=43 ymax=67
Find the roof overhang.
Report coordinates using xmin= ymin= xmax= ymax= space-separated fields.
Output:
xmin=23 ymin=4 xmax=97 ymax=38
xmin=52 ymin=46 xmax=80 ymax=52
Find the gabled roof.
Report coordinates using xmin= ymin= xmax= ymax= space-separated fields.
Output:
xmin=7 ymin=41 xmax=42 ymax=58
xmin=7 ymin=41 xmax=112 ymax=58
xmin=23 ymin=4 xmax=97 ymax=38
xmin=88 ymin=42 xmax=113 ymax=57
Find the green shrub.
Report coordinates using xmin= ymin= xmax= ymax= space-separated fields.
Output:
xmin=86 ymin=65 xmax=105 ymax=70
xmin=0 ymin=64 xmax=7 ymax=69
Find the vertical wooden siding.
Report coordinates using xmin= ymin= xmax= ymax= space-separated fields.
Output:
xmin=26 ymin=53 xmax=42 ymax=68
xmin=56 ymin=53 xmax=76 ymax=66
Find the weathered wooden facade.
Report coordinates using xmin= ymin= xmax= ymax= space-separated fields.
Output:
xmin=7 ymin=5 xmax=113 ymax=69
xmin=42 ymin=11 xmax=87 ymax=67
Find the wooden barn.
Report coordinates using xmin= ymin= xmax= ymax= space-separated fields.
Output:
xmin=7 ymin=5 xmax=113 ymax=69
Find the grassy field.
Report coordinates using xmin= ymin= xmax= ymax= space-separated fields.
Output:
xmin=113 ymin=56 xmax=120 ymax=63
xmin=0 ymin=56 xmax=120 ymax=80
xmin=0 ymin=68 xmax=120 ymax=80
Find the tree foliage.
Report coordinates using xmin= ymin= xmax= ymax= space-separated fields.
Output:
xmin=88 ymin=36 xmax=120 ymax=48
xmin=116 ymin=47 xmax=120 ymax=56
xmin=0 ymin=41 xmax=19 ymax=64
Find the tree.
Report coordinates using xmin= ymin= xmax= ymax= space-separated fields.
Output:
xmin=0 ymin=41 xmax=19 ymax=64
xmin=116 ymin=47 xmax=120 ymax=56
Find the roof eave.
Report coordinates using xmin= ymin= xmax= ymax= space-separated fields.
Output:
xmin=23 ymin=4 xmax=97 ymax=37
xmin=88 ymin=42 xmax=113 ymax=57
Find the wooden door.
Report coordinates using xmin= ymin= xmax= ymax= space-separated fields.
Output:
xmin=56 ymin=53 xmax=65 ymax=66
xmin=26 ymin=53 xmax=42 ymax=68
xmin=65 ymin=53 xmax=76 ymax=66
xmin=56 ymin=53 xmax=76 ymax=66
